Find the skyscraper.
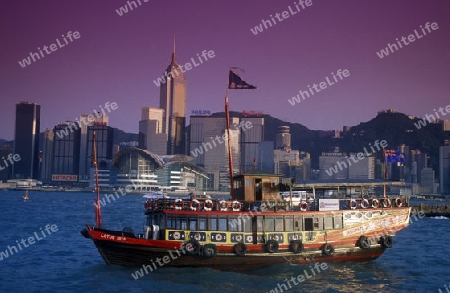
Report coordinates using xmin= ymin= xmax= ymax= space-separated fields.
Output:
xmin=52 ymin=122 xmax=81 ymax=183
xmin=139 ymin=107 xmax=167 ymax=155
xmin=12 ymin=102 xmax=40 ymax=179
xmin=439 ymin=145 xmax=450 ymax=194
xmin=159 ymin=42 xmax=187 ymax=155
xmin=41 ymin=129 xmax=54 ymax=183
xmin=78 ymin=113 xmax=109 ymax=183
xmin=240 ymin=117 xmax=264 ymax=172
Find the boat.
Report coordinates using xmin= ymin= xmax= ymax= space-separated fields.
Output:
xmin=22 ymin=190 xmax=30 ymax=201
xmin=81 ymin=71 xmax=411 ymax=270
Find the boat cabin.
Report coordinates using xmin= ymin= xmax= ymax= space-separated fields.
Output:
xmin=233 ymin=169 xmax=282 ymax=202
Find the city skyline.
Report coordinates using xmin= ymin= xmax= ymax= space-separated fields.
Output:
xmin=1 ymin=0 xmax=449 ymax=140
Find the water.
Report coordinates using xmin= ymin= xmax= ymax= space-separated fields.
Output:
xmin=0 ymin=190 xmax=449 ymax=293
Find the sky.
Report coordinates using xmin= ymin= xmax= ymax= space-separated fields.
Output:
xmin=0 ymin=0 xmax=449 ymax=140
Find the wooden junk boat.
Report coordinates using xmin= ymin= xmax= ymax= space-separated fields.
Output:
xmin=81 ymin=169 xmax=411 ymax=270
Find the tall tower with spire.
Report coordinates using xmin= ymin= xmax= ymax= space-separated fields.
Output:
xmin=159 ymin=37 xmax=187 ymax=155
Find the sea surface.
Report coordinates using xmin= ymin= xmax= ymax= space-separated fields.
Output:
xmin=0 ymin=190 xmax=449 ymax=293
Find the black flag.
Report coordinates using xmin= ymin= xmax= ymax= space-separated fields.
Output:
xmin=228 ymin=69 xmax=257 ymax=89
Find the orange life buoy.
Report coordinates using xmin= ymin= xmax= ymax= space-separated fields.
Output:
xmin=299 ymin=201 xmax=308 ymax=211
xmin=173 ymin=198 xmax=184 ymax=210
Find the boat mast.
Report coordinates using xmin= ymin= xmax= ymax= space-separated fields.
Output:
xmin=225 ymin=90 xmax=235 ymax=200
xmin=93 ymin=132 xmax=103 ymax=228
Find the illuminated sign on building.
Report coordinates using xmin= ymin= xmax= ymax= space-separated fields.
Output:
xmin=191 ymin=110 xmax=211 ymax=116
xmin=52 ymin=174 xmax=78 ymax=181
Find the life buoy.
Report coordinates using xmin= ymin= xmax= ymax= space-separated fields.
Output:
xmin=371 ymin=198 xmax=380 ymax=208
xmin=381 ymin=198 xmax=391 ymax=208
xmin=231 ymin=201 xmax=241 ymax=212
xmin=219 ymin=200 xmax=227 ymax=211
xmin=290 ymin=240 xmax=303 ymax=254
xmin=144 ymin=200 xmax=151 ymax=209
xmin=202 ymin=244 xmax=217 ymax=258
xmin=358 ymin=236 xmax=371 ymax=249
xmin=265 ymin=240 xmax=279 ymax=253
xmin=184 ymin=239 xmax=200 ymax=255
xmin=380 ymin=235 xmax=393 ymax=248
xmin=203 ymin=199 xmax=213 ymax=211
xmin=395 ymin=198 xmax=403 ymax=207
xmin=360 ymin=199 xmax=369 ymax=209
xmin=299 ymin=201 xmax=308 ymax=212
xmin=173 ymin=198 xmax=184 ymax=210
xmin=349 ymin=199 xmax=357 ymax=210
xmin=322 ymin=243 xmax=335 ymax=256
xmin=234 ymin=242 xmax=247 ymax=256
xmin=190 ymin=199 xmax=201 ymax=211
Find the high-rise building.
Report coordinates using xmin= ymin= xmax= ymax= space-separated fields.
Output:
xmin=439 ymin=145 xmax=450 ymax=194
xmin=319 ymin=148 xmax=347 ymax=180
xmin=12 ymin=102 xmax=40 ymax=179
xmin=276 ymin=126 xmax=291 ymax=150
xmin=41 ymin=129 xmax=54 ymax=183
xmin=52 ymin=122 xmax=81 ymax=184
xmin=139 ymin=107 xmax=167 ymax=155
xmin=85 ymin=123 xmax=114 ymax=177
xmin=257 ymin=141 xmax=274 ymax=173
xmin=78 ymin=113 xmax=108 ymax=182
xmin=159 ymin=45 xmax=187 ymax=155
xmin=240 ymin=117 xmax=264 ymax=172
xmin=190 ymin=116 xmax=240 ymax=191
xmin=420 ymin=167 xmax=436 ymax=194
xmin=348 ymin=155 xmax=376 ymax=179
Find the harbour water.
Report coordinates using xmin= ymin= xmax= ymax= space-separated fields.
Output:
xmin=0 ymin=190 xmax=448 ymax=293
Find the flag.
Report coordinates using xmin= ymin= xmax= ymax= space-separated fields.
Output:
xmin=228 ymin=69 xmax=257 ymax=89
xmin=385 ymin=150 xmax=405 ymax=163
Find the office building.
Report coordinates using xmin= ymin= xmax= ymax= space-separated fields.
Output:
xmin=159 ymin=46 xmax=187 ymax=155
xmin=139 ymin=107 xmax=167 ymax=155
xmin=52 ymin=122 xmax=81 ymax=184
xmin=240 ymin=117 xmax=264 ymax=172
xmin=440 ymin=145 xmax=450 ymax=194
xmin=12 ymin=102 xmax=40 ymax=179
xmin=41 ymin=129 xmax=54 ymax=183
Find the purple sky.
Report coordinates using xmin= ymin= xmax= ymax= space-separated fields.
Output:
xmin=1 ymin=0 xmax=449 ymax=140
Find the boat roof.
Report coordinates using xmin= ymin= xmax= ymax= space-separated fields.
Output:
xmin=293 ymin=179 xmax=406 ymax=189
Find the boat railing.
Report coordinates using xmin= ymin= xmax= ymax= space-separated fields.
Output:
xmin=144 ymin=196 xmax=409 ymax=213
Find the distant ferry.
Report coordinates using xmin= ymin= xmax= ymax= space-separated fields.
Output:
xmin=81 ymin=170 xmax=410 ymax=270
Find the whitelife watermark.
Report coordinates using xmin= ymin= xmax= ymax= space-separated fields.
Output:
xmin=153 ymin=50 xmax=216 ymax=87
xmin=413 ymin=104 xmax=450 ymax=130
xmin=287 ymin=69 xmax=350 ymax=106
xmin=131 ymin=244 xmax=193 ymax=279
xmin=190 ymin=121 xmax=253 ymax=158
xmin=376 ymin=22 xmax=439 ymax=59
xmin=55 ymin=101 xmax=118 ymax=139
xmin=116 ymin=0 xmax=150 ymax=16
xmin=325 ymin=140 xmax=388 ymax=177
xmin=0 ymin=224 xmax=58 ymax=261
xmin=0 ymin=153 xmax=21 ymax=172
xmin=18 ymin=31 xmax=81 ymax=68
xmin=438 ymin=283 xmax=450 ymax=293
xmin=266 ymin=262 xmax=328 ymax=293
xmin=250 ymin=0 xmax=313 ymax=35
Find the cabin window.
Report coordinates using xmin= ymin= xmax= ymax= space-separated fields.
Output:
xmin=228 ymin=217 xmax=239 ymax=232
xmin=177 ymin=217 xmax=187 ymax=230
xmin=245 ymin=179 xmax=252 ymax=186
xmin=275 ymin=217 xmax=284 ymax=232
xmin=189 ymin=217 xmax=197 ymax=231
xmin=257 ymin=217 xmax=264 ymax=231
xmin=241 ymin=215 xmax=251 ymax=232
xmin=146 ymin=216 xmax=153 ymax=227
xmin=285 ymin=216 xmax=294 ymax=232
xmin=159 ymin=215 xmax=166 ymax=229
xmin=167 ymin=216 xmax=176 ymax=229
xmin=199 ymin=217 xmax=207 ymax=231
xmin=209 ymin=217 xmax=217 ymax=231
xmin=271 ymin=179 xmax=277 ymax=187
xmin=313 ymin=218 xmax=320 ymax=230
xmin=264 ymin=216 xmax=275 ymax=232
xmin=218 ymin=217 xmax=227 ymax=231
